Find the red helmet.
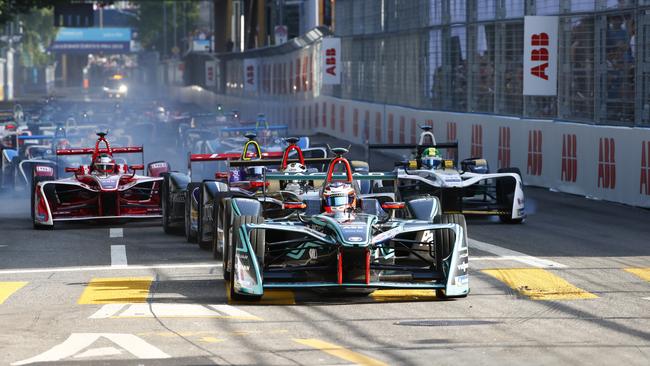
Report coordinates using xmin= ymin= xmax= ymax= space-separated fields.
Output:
xmin=322 ymin=181 xmax=356 ymax=213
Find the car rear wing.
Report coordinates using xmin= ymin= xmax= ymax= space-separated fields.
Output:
xmin=368 ymin=142 xmax=459 ymax=165
xmin=264 ymin=172 xmax=397 ymax=181
xmin=189 ymin=151 xmax=284 ymax=162
xmin=228 ymin=158 xmax=332 ymax=167
xmin=56 ymin=146 xmax=144 ymax=155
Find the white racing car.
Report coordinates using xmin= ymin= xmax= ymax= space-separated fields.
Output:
xmin=369 ymin=126 xmax=525 ymax=223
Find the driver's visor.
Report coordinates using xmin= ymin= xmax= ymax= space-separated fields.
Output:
xmin=325 ymin=195 xmax=353 ymax=208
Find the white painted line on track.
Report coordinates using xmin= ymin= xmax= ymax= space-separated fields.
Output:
xmin=11 ymin=333 xmax=170 ymax=365
xmin=643 ymin=297 xmax=650 ymax=301
xmin=73 ymin=347 xmax=122 ymax=359
xmin=89 ymin=304 xmax=127 ymax=319
xmin=110 ymin=245 xmax=128 ymax=267
xmin=109 ymin=228 xmax=123 ymax=238
xmin=0 ymin=263 xmax=221 ymax=275
xmin=89 ymin=303 xmax=261 ymax=320
xmin=469 ymin=238 xmax=567 ymax=268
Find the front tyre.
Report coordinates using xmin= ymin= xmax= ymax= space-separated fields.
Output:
xmin=434 ymin=213 xmax=467 ymax=299
xmin=229 ymin=215 xmax=265 ymax=301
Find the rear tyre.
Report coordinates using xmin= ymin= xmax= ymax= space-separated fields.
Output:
xmin=161 ymin=176 xmax=174 ymax=234
xmin=222 ymin=201 xmax=232 ymax=280
xmin=184 ymin=188 xmax=198 ymax=243
xmin=434 ymin=213 xmax=467 ymax=299
xmin=229 ymin=215 xmax=264 ymax=301
xmin=496 ymin=167 xmax=524 ymax=224
xmin=197 ymin=187 xmax=211 ymax=250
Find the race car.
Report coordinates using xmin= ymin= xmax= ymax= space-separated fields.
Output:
xmin=220 ymin=147 xmax=469 ymax=301
xmin=160 ymin=133 xmax=285 ymax=244
xmin=103 ymin=74 xmax=128 ymax=98
xmin=369 ymin=126 xmax=525 ymax=223
xmin=31 ymin=132 xmax=170 ymax=229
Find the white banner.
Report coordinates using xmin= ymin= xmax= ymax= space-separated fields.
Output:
xmin=523 ymin=16 xmax=558 ymax=96
xmin=243 ymin=59 xmax=257 ymax=92
xmin=205 ymin=60 xmax=216 ymax=87
xmin=321 ymin=37 xmax=341 ymax=85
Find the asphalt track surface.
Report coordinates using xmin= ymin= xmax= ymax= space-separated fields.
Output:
xmin=0 ymin=121 xmax=649 ymax=365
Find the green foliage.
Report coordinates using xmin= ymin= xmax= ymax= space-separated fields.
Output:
xmin=0 ymin=0 xmax=66 ymax=25
xmin=132 ymin=1 xmax=200 ymax=55
xmin=19 ymin=7 xmax=57 ymax=67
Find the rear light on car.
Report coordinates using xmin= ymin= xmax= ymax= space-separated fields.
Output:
xmin=249 ymin=181 xmax=269 ymax=189
xmin=282 ymin=202 xmax=306 ymax=210
xmin=381 ymin=202 xmax=405 ymax=210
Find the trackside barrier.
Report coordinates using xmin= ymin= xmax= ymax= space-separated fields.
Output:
xmin=169 ymin=85 xmax=650 ymax=208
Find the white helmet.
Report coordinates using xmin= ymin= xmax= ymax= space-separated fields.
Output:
xmin=283 ymin=162 xmax=306 ymax=193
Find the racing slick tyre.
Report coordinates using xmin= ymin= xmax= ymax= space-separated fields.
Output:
xmin=161 ymin=175 xmax=175 ymax=234
xmin=496 ymin=167 xmax=524 ymax=224
xmin=229 ymin=215 xmax=265 ymax=301
xmin=184 ymin=185 xmax=199 ymax=243
xmin=222 ymin=201 xmax=233 ymax=280
xmin=31 ymin=176 xmax=54 ymax=230
xmin=433 ymin=213 xmax=467 ymax=299
xmin=197 ymin=187 xmax=211 ymax=250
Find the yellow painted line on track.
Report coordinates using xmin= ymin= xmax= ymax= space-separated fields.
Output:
xmin=293 ymin=338 xmax=388 ymax=366
xmin=78 ymin=277 xmax=153 ymax=304
xmin=625 ymin=268 xmax=650 ymax=282
xmin=0 ymin=282 xmax=27 ymax=304
xmin=200 ymin=337 xmax=225 ymax=343
xmin=482 ymin=268 xmax=598 ymax=300
xmin=226 ymin=283 xmax=295 ymax=305
xmin=370 ymin=289 xmax=438 ymax=302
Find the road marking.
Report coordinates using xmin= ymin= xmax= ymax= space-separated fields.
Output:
xmin=11 ymin=333 xmax=170 ymax=365
xmin=227 ymin=284 xmax=295 ymax=305
xmin=78 ymin=277 xmax=152 ymax=304
xmin=0 ymin=282 xmax=27 ymax=304
xmin=73 ymin=347 xmax=122 ymax=358
xmin=88 ymin=303 xmax=261 ymax=320
xmin=109 ymin=228 xmax=123 ymax=238
xmin=370 ymin=289 xmax=438 ymax=302
xmin=293 ymin=338 xmax=388 ymax=366
xmin=110 ymin=245 xmax=128 ymax=267
xmin=482 ymin=268 xmax=598 ymax=300
xmin=199 ymin=337 xmax=225 ymax=343
xmin=469 ymin=238 xmax=566 ymax=268
xmin=625 ymin=268 xmax=650 ymax=282
xmin=0 ymin=263 xmax=221 ymax=275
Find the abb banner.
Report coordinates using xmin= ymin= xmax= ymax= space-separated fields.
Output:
xmin=321 ymin=37 xmax=341 ymax=85
xmin=523 ymin=16 xmax=558 ymax=96
xmin=205 ymin=60 xmax=216 ymax=87
xmin=243 ymin=59 xmax=257 ymax=92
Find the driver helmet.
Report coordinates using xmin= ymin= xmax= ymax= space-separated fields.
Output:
xmin=93 ymin=153 xmax=115 ymax=175
xmin=421 ymin=147 xmax=443 ymax=169
xmin=245 ymin=165 xmax=265 ymax=181
xmin=283 ymin=162 xmax=307 ymax=193
xmin=55 ymin=139 xmax=71 ymax=150
xmin=323 ymin=181 xmax=357 ymax=213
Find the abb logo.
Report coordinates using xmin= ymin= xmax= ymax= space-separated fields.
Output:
xmin=597 ymin=138 xmax=616 ymax=189
xmin=353 ymin=109 xmax=359 ymax=137
xmin=641 ymin=141 xmax=650 ymax=195
xmin=561 ymin=134 xmax=577 ymax=182
xmin=246 ymin=65 xmax=255 ymax=85
xmin=527 ymin=130 xmax=543 ymax=176
xmin=375 ymin=112 xmax=382 ymax=143
xmin=399 ymin=116 xmax=406 ymax=144
xmin=339 ymin=106 xmax=345 ymax=133
xmin=388 ymin=114 xmax=394 ymax=144
xmin=530 ymin=32 xmax=549 ymax=80
xmin=446 ymin=122 xmax=457 ymax=160
xmin=330 ymin=104 xmax=336 ymax=130
xmin=471 ymin=124 xmax=482 ymax=157
xmin=498 ymin=127 xmax=510 ymax=169
xmin=325 ymin=48 xmax=337 ymax=76
xmin=322 ymin=102 xmax=327 ymax=128
xmin=411 ymin=118 xmax=421 ymax=144
xmin=364 ymin=111 xmax=370 ymax=141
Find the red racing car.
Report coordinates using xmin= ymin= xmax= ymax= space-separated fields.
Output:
xmin=31 ymin=132 xmax=169 ymax=229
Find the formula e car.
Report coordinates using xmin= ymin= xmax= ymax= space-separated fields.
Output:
xmin=31 ymin=132 xmax=170 ymax=229
xmin=369 ymin=126 xmax=525 ymax=223
xmin=160 ymin=133 xmax=286 ymax=243
xmin=221 ymin=147 xmax=469 ymax=300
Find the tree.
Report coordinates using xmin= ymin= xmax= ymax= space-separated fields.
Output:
xmin=0 ymin=0 xmax=67 ymax=25
xmin=131 ymin=1 xmax=200 ymax=57
xmin=18 ymin=7 xmax=57 ymax=67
